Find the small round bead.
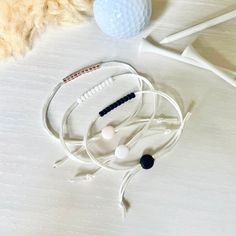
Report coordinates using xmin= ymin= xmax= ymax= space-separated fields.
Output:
xmin=108 ymin=77 xmax=113 ymax=84
xmin=115 ymin=145 xmax=130 ymax=159
xmin=121 ymin=98 xmax=126 ymax=103
xmin=140 ymin=154 xmax=155 ymax=170
xmin=99 ymin=111 xmax=105 ymax=117
xmin=77 ymin=98 xmax=82 ymax=104
xmin=113 ymin=101 xmax=119 ymax=108
xmin=124 ymin=96 xmax=129 ymax=101
xmin=110 ymin=104 xmax=116 ymax=109
xmin=105 ymin=107 xmax=111 ymax=113
xmin=102 ymin=126 xmax=115 ymax=140
xmin=84 ymin=93 xmax=89 ymax=99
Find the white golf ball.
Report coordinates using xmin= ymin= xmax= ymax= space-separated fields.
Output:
xmin=93 ymin=0 xmax=152 ymax=39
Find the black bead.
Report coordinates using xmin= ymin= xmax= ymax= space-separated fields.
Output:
xmin=110 ymin=103 xmax=116 ymax=109
xmin=120 ymin=98 xmax=126 ymax=103
xmin=112 ymin=102 xmax=117 ymax=108
xmin=140 ymin=154 xmax=155 ymax=170
xmin=131 ymin=93 xmax=135 ymax=98
xmin=99 ymin=111 xmax=105 ymax=117
xmin=117 ymin=100 xmax=122 ymax=106
xmin=105 ymin=107 xmax=111 ymax=113
xmin=124 ymin=96 xmax=129 ymax=101
xmin=129 ymin=93 xmax=132 ymax=99
xmin=108 ymin=105 xmax=113 ymax=111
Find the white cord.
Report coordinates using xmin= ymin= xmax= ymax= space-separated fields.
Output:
xmin=118 ymin=165 xmax=142 ymax=217
xmin=118 ymin=111 xmax=192 ymax=216
xmin=53 ymin=116 xmax=179 ymax=170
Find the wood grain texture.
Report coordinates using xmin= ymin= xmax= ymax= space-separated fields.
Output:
xmin=0 ymin=1 xmax=236 ymax=235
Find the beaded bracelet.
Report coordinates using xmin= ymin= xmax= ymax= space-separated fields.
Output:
xmin=42 ymin=61 xmax=192 ymax=217
xmin=42 ymin=61 xmax=141 ymax=144
xmin=118 ymin=93 xmax=192 ymax=215
xmin=59 ymin=73 xmax=156 ymax=164
xmin=83 ymin=89 xmax=192 ymax=215
xmin=81 ymin=89 xmax=191 ymax=215
xmin=84 ymin=90 xmax=189 ymax=171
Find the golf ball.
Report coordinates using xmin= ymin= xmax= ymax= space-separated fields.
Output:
xmin=93 ymin=0 xmax=152 ymax=39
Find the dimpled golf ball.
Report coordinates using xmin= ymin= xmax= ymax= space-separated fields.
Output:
xmin=93 ymin=0 xmax=152 ymax=39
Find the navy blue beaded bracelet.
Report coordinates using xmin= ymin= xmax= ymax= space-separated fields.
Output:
xmin=99 ymin=92 xmax=136 ymax=117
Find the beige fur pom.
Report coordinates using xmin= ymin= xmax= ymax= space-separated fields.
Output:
xmin=0 ymin=0 xmax=93 ymax=59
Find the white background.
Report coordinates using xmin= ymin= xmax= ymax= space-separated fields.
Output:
xmin=0 ymin=0 xmax=236 ymax=235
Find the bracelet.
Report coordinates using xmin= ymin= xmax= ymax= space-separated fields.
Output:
xmin=82 ymin=89 xmax=192 ymax=216
xmin=43 ymin=66 xmax=192 ymax=217
xmin=42 ymin=61 xmax=141 ymax=143
xmin=59 ymin=73 xmax=156 ymax=164
xmin=84 ymin=90 xmax=188 ymax=171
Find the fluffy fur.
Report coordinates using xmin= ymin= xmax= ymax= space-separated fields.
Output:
xmin=0 ymin=0 xmax=93 ymax=59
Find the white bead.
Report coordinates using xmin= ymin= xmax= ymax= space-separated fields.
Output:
xmin=115 ymin=145 xmax=130 ymax=159
xmin=84 ymin=93 xmax=89 ymax=99
xmin=101 ymin=126 xmax=115 ymax=140
xmin=81 ymin=95 xmax=85 ymax=101
xmin=108 ymin=77 xmax=113 ymax=84
xmin=77 ymin=98 xmax=82 ymax=104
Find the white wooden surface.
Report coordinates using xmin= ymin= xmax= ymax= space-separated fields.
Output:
xmin=1 ymin=1 xmax=236 ymax=235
